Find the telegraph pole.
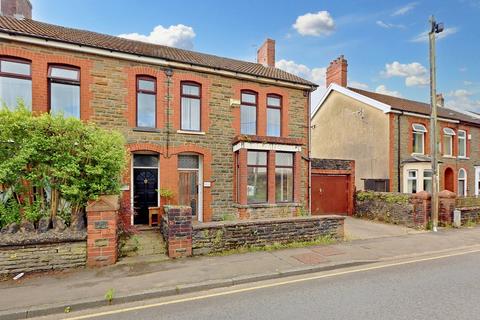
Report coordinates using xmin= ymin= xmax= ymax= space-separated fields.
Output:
xmin=429 ymin=16 xmax=444 ymax=232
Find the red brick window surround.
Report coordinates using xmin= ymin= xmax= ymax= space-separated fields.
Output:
xmin=0 ymin=56 xmax=32 ymax=110
xmin=240 ymin=90 xmax=258 ymax=135
xmin=275 ymin=152 xmax=294 ymax=203
xmin=136 ymin=75 xmax=157 ymax=128
xmin=267 ymin=94 xmax=282 ymax=137
xmin=180 ymin=81 xmax=201 ymax=132
xmin=247 ymin=150 xmax=268 ymax=204
xmin=48 ymin=64 xmax=80 ymax=119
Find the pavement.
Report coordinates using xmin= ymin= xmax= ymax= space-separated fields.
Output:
xmin=344 ymin=216 xmax=424 ymax=240
xmin=1 ymin=218 xmax=479 ymax=319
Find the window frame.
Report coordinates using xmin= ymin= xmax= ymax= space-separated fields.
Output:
xmin=180 ymin=81 xmax=202 ymax=132
xmin=246 ymin=150 xmax=268 ymax=204
xmin=412 ymin=123 xmax=427 ymax=155
xmin=266 ymin=94 xmax=282 ymax=137
xmin=275 ymin=152 xmax=294 ymax=203
xmin=48 ymin=64 xmax=81 ymax=117
xmin=240 ymin=90 xmax=258 ymax=135
xmin=442 ymin=127 xmax=455 ymax=157
xmin=0 ymin=57 xmax=32 ymax=80
xmin=423 ymin=169 xmax=433 ymax=193
xmin=458 ymin=130 xmax=467 ymax=158
xmin=407 ymin=169 xmax=418 ymax=193
xmin=458 ymin=168 xmax=467 ymax=197
xmin=136 ymin=75 xmax=157 ymax=128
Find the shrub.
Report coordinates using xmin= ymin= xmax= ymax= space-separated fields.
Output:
xmin=0 ymin=106 xmax=127 ymax=229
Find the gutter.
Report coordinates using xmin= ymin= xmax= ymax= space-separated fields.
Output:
xmin=0 ymin=31 xmax=316 ymax=91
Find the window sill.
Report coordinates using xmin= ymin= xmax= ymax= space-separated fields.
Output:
xmin=177 ymin=130 xmax=206 ymax=135
xmin=442 ymin=155 xmax=455 ymax=159
xmin=233 ymin=203 xmax=301 ymax=209
xmin=133 ymin=127 xmax=161 ymax=133
xmin=458 ymin=156 xmax=469 ymax=160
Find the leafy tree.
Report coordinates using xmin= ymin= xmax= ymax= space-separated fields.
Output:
xmin=0 ymin=106 xmax=127 ymax=228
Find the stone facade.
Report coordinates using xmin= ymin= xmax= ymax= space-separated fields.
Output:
xmin=192 ymin=216 xmax=345 ymax=255
xmin=0 ymin=39 xmax=310 ymax=224
xmin=0 ymin=241 xmax=86 ymax=275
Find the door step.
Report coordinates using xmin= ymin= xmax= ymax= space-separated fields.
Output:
xmin=119 ymin=227 xmax=167 ymax=258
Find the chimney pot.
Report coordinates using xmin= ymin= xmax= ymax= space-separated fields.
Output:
xmin=326 ymin=55 xmax=348 ymax=88
xmin=257 ymin=38 xmax=275 ymax=67
xmin=436 ymin=93 xmax=444 ymax=107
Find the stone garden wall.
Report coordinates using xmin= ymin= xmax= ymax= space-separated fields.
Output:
xmin=192 ymin=216 xmax=345 ymax=255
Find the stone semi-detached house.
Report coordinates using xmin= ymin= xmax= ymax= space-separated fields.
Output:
xmin=0 ymin=1 xmax=317 ymax=226
xmin=312 ymin=56 xmax=480 ymax=197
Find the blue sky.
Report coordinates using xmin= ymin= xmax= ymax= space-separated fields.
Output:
xmin=31 ymin=0 xmax=480 ymax=111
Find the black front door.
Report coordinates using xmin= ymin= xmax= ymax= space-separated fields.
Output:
xmin=133 ymin=168 xmax=158 ymax=224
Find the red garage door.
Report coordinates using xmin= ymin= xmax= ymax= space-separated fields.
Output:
xmin=311 ymin=174 xmax=349 ymax=215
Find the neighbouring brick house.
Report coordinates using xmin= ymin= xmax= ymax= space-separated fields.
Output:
xmin=0 ymin=1 xmax=317 ymax=226
xmin=311 ymin=55 xmax=480 ymax=197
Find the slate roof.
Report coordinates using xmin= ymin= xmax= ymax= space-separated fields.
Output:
xmin=349 ymin=87 xmax=480 ymax=125
xmin=0 ymin=16 xmax=316 ymax=87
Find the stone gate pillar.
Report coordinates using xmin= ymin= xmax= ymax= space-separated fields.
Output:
xmin=86 ymin=195 xmax=119 ymax=267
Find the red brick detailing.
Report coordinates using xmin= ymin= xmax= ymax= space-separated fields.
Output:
xmin=267 ymin=151 xmax=276 ymax=204
xmin=237 ymin=149 xmax=248 ymax=207
xmin=0 ymin=47 xmax=93 ymax=120
xmin=257 ymin=39 xmax=275 ymax=67
xmin=326 ymin=55 xmax=347 ymax=88
xmin=294 ymin=152 xmax=302 ymax=203
xmin=232 ymin=83 xmax=291 ymax=137
xmin=124 ymin=66 xmax=166 ymax=128
xmin=171 ymin=72 xmax=212 ymax=132
xmin=163 ymin=206 xmax=192 ymax=258
xmin=410 ymin=191 xmax=431 ymax=228
xmin=86 ymin=195 xmax=119 ymax=268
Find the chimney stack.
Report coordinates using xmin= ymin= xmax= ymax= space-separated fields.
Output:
xmin=257 ymin=39 xmax=275 ymax=68
xmin=436 ymin=93 xmax=444 ymax=107
xmin=1 ymin=0 xmax=32 ymax=19
xmin=326 ymin=55 xmax=348 ymax=88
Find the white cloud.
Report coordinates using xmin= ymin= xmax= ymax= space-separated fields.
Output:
xmin=349 ymin=81 xmax=369 ymax=90
xmin=276 ymin=59 xmax=327 ymax=108
xmin=382 ymin=61 xmax=428 ymax=87
xmin=411 ymin=27 xmax=459 ymax=43
xmin=464 ymin=80 xmax=473 ymax=86
xmin=375 ymin=85 xmax=402 ymax=98
xmin=376 ymin=20 xmax=405 ymax=29
xmin=293 ymin=11 xmax=335 ymax=36
xmin=119 ymin=24 xmax=196 ymax=49
xmin=392 ymin=2 xmax=418 ymax=16
xmin=446 ymin=89 xmax=480 ymax=112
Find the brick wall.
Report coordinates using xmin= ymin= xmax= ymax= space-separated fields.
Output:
xmin=0 ymin=241 xmax=86 ymax=275
xmin=192 ymin=216 xmax=345 ymax=255
xmin=0 ymin=41 xmax=309 ymax=223
xmin=161 ymin=205 xmax=192 ymax=258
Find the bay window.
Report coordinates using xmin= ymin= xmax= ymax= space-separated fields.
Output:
xmin=407 ymin=170 xmax=418 ymax=193
xmin=458 ymin=130 xmax=467 ymax=158
xmin=423 ymin=170 xmax=433 ymax=193
xmin=247 ymin=151 xmax=267 ymax=203
xmin=267 ymin=94 xmax=281 ymax=137
xmin=241 ymin=91 xmax=257 ymax=135
xmin=181 ymin=82 xmax=201 ymax=131
xmin=0 ymin=57 xmax=32 ymax=110
xmin=443 ymin=127 xmax=455 ymax=156
xmin=275 ymin=152 xmax=293 ymax=202
xmin=412 ymin=123 xmax=427 ymax=154
xmin=136 ymin=76 xmax=156 ymax=128
xmin=49 ymin=65 xmax=80 ymax=118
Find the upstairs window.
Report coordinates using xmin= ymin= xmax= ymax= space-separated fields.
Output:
xmin=247 ymin=151 xmax=267 ymax=203
xmin=49 ymin=65 xmax=80 ymax=118
xmin=241 ymin=91 xmax=257 ymax=135
xmin=275 ymin=152 xmax=293 ymax=202
xmin=136 ymin=76 xmax=156 ymax=128
xmin=443 ymin=127 xmax=455 ymax=157
xmin=181 ymin=82 xmax=201 ymax=131
xmin=458 ymin=130 xmax=467 ymax=158
xmin=267 ymin=94 xmax=281 ymax=137
xmin=0 ymin=57 xmax=32 ymax=110
xmin=412 ymin=123 xmax=427 ymax=154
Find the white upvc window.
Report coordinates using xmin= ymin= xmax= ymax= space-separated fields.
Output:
xmin=412 ymin=123 xmax=427 ymax=155
xmin=423 ymin=170 xmax=433 ymax=193
xmin=442 ymin=127 xmax=455 ymax=157
xmin=458 ymin=130 xmax=467 ymax=158
xmin=458 ymin=168 xmax=467 ymax=197
xmin=407 ymin=170 xmax=418 ymax=193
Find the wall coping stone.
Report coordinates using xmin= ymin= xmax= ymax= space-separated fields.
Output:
xmin=456 ymin=206 xmax=480 ymax=211
xmin=438 ymin=190 xmax=457 ymax=199
xmin=411 ymin=191 xmax=431 ymax=200
xmin=0 ymin=230 xmax=86 ymax=248
xmin=86 ymin=195 xmax=119 ymax=212
xmin=194 ymin=215 xmax=345 ymax=230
